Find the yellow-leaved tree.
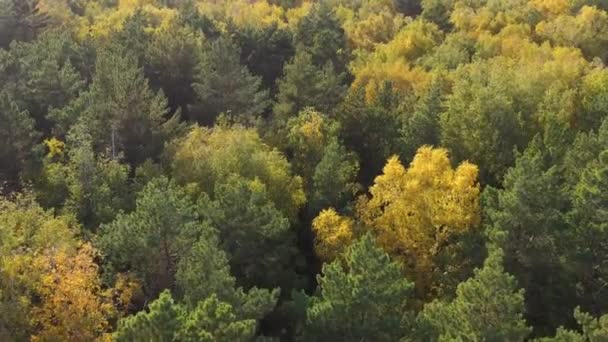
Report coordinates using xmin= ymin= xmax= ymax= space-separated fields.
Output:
xmin=30 ymin=243 xmax=115 ymax=342
xmin=312 ymin=208 xmax=355 ymax=262
xmin=357 ymin=146 xmax=480 ymax=295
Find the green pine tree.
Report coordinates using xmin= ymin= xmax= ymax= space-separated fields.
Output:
xmin=192 ymin=35 xmax=269 ymax=124
xmin=304 ymin=234 xmax=414 ymax=341
xmin=417 ymin=248 xmax=531 ymax=341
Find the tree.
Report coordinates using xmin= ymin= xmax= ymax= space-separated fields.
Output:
xmin=334 ymin=84 xmax=404 ymax=184
xmin=417 ymin=249 xmax=531 ymax=341
xmin=0 ymin=194 xmax=77 ymax=340
xmin=232 ymin=23 xmax=294 ymax=94
xmin=144 ymin=20 xmax=203 ymax=117
xmin=439 ymin=60 xmax=531 ymax=184
xmin=286 ymin=108 xmax=340 ymax=185
xmin=304 ymin=234 xmax=413 ymax=341
xmin=580 ymin=68 xmax=608 ymax=132
xmin=60 ymin=48 xmax=180 ymax=165
xmin=0 ymin=0 xmax=49 ymax=48
xmin=273 ymin=49 xmax=346 ymax=119
xmin=310 ymin=140 xmax=360 ymax=213
xmin=537 ymin=308 xmax=608 ymax=341
xmin=178 ymin=294 xmax=257 ymax=342
xmin=1 ymin=30 xmax=86 ymax=133
xmin=293 ymin=1 xmax=349 ymax=73
xmin=566 ymin=150 xmax=608 ymax=316
xmin=115 ymin=290 xmax=181 ymax=342
xmin=30 ymin=243 xmax=115 ymax=342
xmin=357 ymin=146 xmax=480 ymax=296
xmin=191 ymin=35 xmax=270 ymax=124
xmin=115 ymin=291 xmax=259 ymax=342
xmin=0 ymin=91 xmax=39 ymax=188
xmin=170 ymin=125 xmax=306 ymax=222
xmin=99 ymin=177 xmax=202 ymax=297
xmin=311 ymin=208 xmax=354 ymax=262
xmin=400 ymin=73 xmax=446 ymax=161
xmin=99 ymin=176 xmax=279 ymax=323
xmin=197 ymin=175 xmax=297 ymax=290
xmin=483 ymin=137 xmax=574 ymax=334
xmin=35 ymin=127 xmax=132 ymax=229
xmin=0 ymin=194 xmax=127 ymax=341
xmin=536 ymin=6 xmax=608 ymax=61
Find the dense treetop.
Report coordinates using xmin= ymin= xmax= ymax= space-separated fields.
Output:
xmin=2 ymin=0 xmax=608 ymax=340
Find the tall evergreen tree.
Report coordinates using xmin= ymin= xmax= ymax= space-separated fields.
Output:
xmin=274 ymin=49 xmax=346 ymax=120
xmin=483 ymin=137 xmax=573 ymax=335
xmin=60 ymin=49 xmax=180 ymax=165
xmin=192 ymin=35 xmax=270 ymax=125
xmin=0 ymin=91 xmax=39 ymax=188
xmin=418 ymin=249 xmax=531 ymax=341
xmin=293 ymin=1 xmax=349 ymax=74
xmin=304 ymin=234 xmax=414 ymax=341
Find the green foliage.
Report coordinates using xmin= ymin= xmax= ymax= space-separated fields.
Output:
xmin=99 ymin=177 xmax=201 ymax=296
xmin=192 ymin=35 xmax=270 ymax=124
xmin=115 ymin=290 xmax=259 ymax=342
xmin=115 ymin=290 xmax=182 ymax=342
xmin=144 ymin=19 xmax=203 ymax=116
xmin=304 ymin=234 xmax=414 ymax=341
xmin=0 ymin=30 xmax=86 ymax=131
xmin=59 ymin=48 xmax=180 ymax=165
xmin=232 ymin=23 xmax=294 ymax=94
xmin=310 ymin=140 xmax=359 ymax=213
xmin=537 ymin=308 xmax=608 ymax=341
xmin=170 ymin=125 xmax=306 ymax=222
xmin=483 ymin=137 xmax=573 ymax=334
xmin=418 ymin=248 xmax=531 ymax=341
xmin=293 ymin=1 xmax=349 ymax=73
xmin=197 ymin=175 xmax=297 ymax=290
xmin=4 ymin=0 xmax=608 ymax=340
xmin=565 ymin=150 xmax=608 ymax=316
xmin=440 ymin=60 xmax=531 ymax=184
xmin=0 ymin=0 xmax=49 ymax=48
xmin=274 ymin=49 xmax=346 ymax=119
xmin=0 ymin=91 xmax=39 ymax=187
xmin=62 ymin=128 xmax=132 ymax=229
xmin=334 ymin=85 xmax=403 ymax=183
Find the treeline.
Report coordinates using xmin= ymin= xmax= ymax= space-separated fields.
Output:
xmin=1 ymin=0 xmax=608 ymax=340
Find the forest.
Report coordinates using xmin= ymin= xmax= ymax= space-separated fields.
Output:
xmin=1 ymin=0 xmax=608 ymax=340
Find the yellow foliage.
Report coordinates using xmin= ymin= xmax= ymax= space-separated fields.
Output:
xmin=31 ymin=244 xmax=115 ymax=342
xmin=535 ymin=6 xmax=608 ymax=58
xmin=286 ymin=2 xmax=313 ymax=30
xmin=112 ymin=273 xmax=143 ymax=314
xmin=337 ymin=2 xmax=407 ymax=51
xmin=312 ymin=208 xmax=354 ymax=261
xmin=357 ymin=147 xmax=480 ymax=293
xmin=378 ymin=20 xmax=443 ymax=62
xmin=77 ymin=0 xmax=178 ymax=41
xmin=0 ymin=196 xmax=130 ymax=340
xmin=44 ymin=137 xmax=65 ymax=158
xmin=351 ymin=58 xmax=430 ymax=103
xmin=530 ymin=0 xmax=571 ymax=17
xmin=196 ymin=0 xmax=290 ymax=29
xmin=451 ymin=0 xmax=534 ymax=37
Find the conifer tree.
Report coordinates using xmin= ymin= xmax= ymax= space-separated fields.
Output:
xmin=304 ymin=234 xmax=414 ymax=341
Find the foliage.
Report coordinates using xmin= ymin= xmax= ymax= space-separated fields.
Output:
xmin=357 ymin=146 xmax=480 ymax=296
xmin=304 ymin=234 xmax=414 ymax=341
xmin=192 ymin=35 xmax=270 ymax=124
xmin=274 ymin=49 xmax=346 ymax=119
xmin=311 ymin=208 xmax=354 ymax=262
xmin=4 ymin=0 xmax=608 ymax=340
xmin=170 ymin=125 xmax=306 ymax=222
xmin=417 ymin=248 xmax=531 ymax=341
